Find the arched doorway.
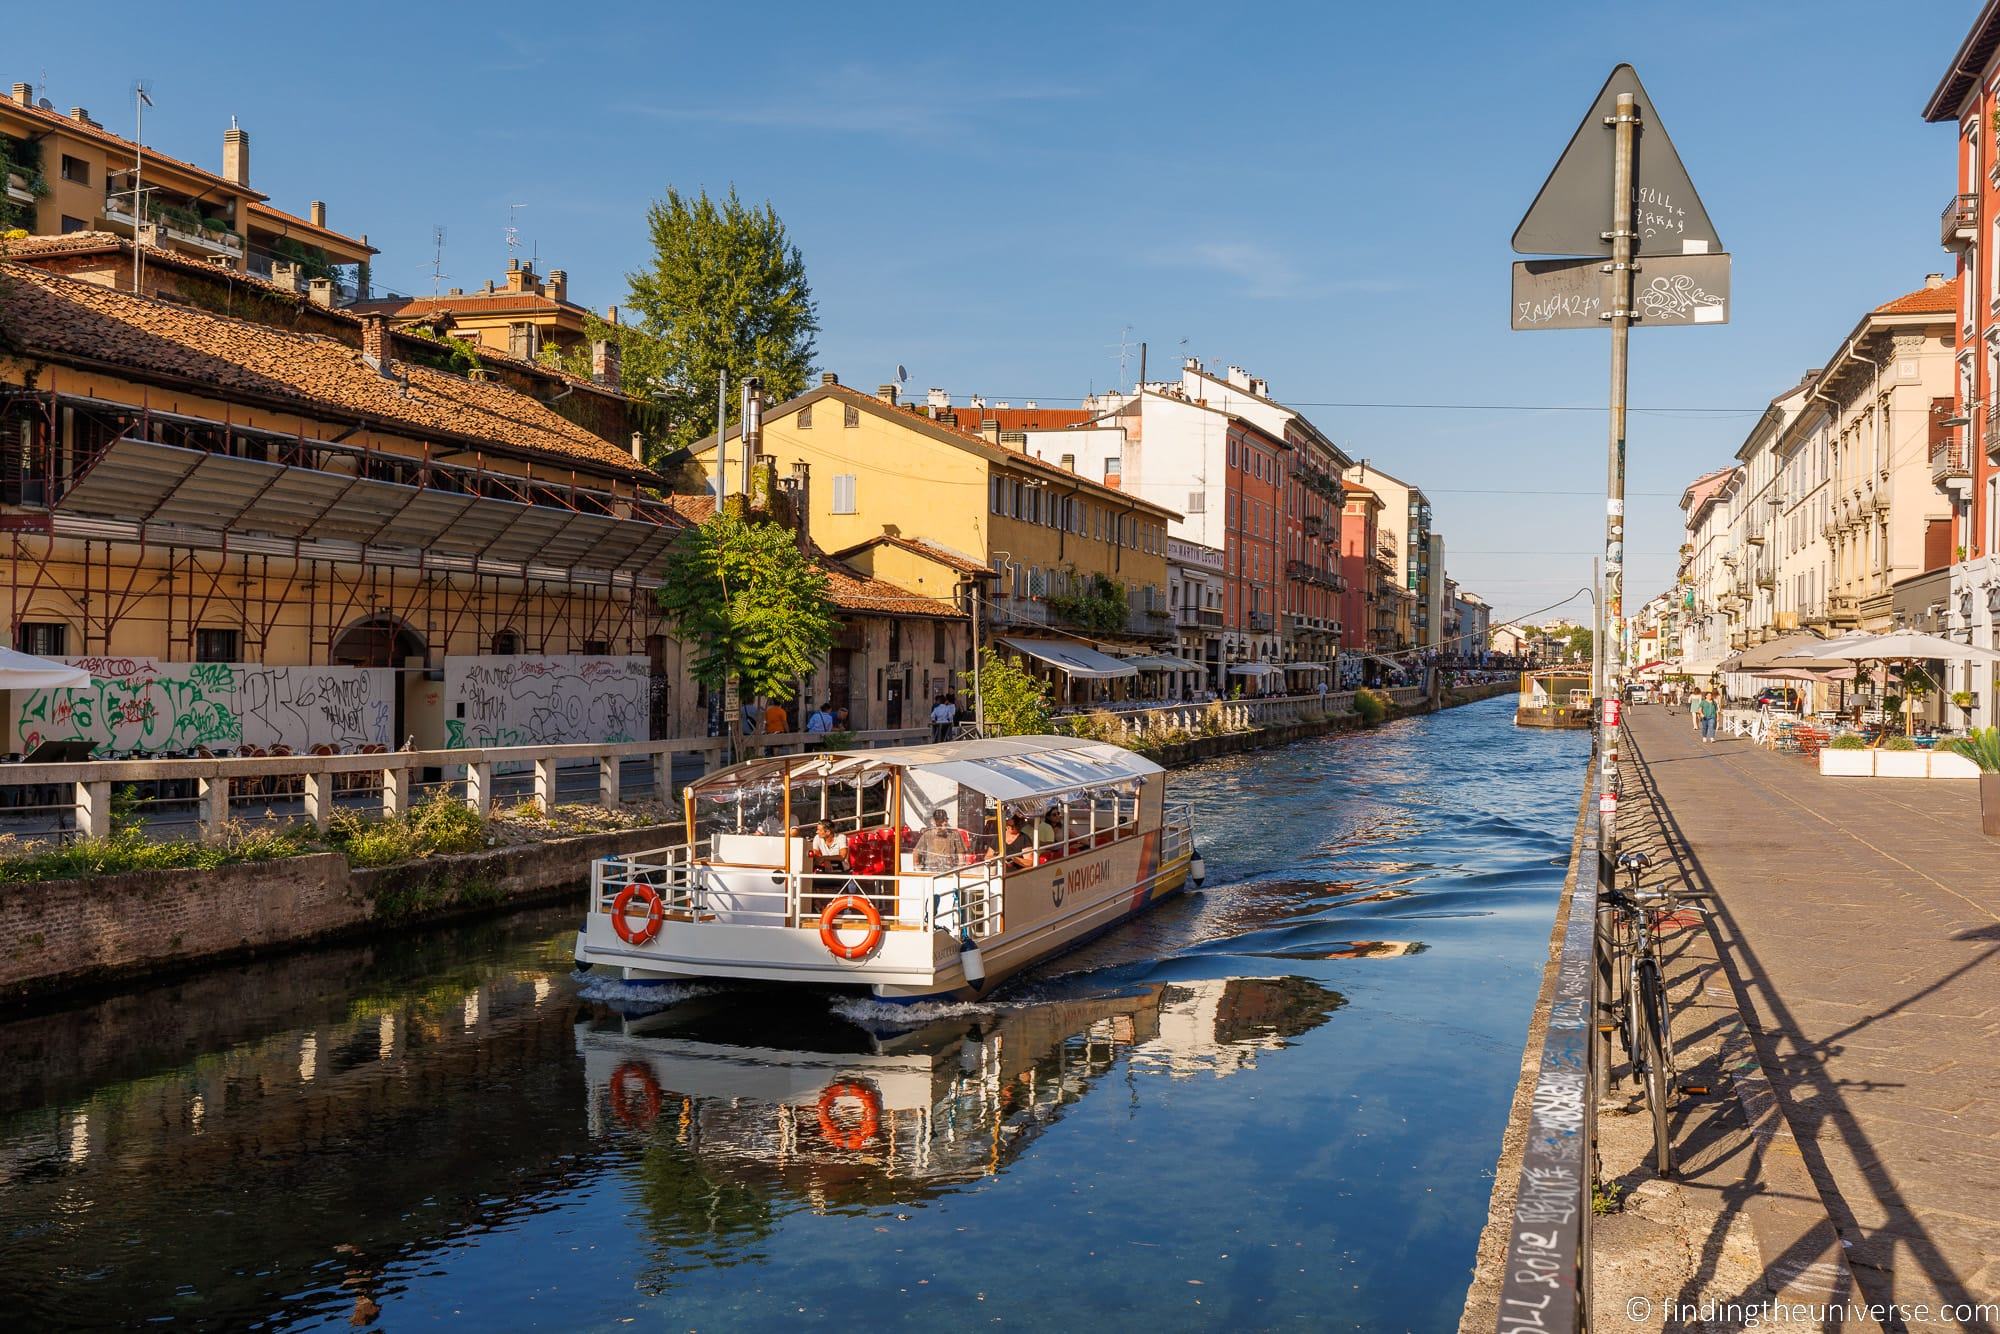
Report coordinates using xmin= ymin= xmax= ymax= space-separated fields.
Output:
xmin=332 ymin=616 xmax=426 ymax=747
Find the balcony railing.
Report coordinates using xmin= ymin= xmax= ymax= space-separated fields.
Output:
xmin=1247 ymin=611 xmax=1274 ymax=632
xmin=1986 ymin=403 xmax=2000 ymax=456
xmin=1943 ymin=192 xmax=1978 ymax=249
xmin=1932 ymin=432 xmax=1972 ymax=491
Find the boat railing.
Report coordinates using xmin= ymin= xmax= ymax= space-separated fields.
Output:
xmin=1158 ymin=802 xmax=1196 ymax=864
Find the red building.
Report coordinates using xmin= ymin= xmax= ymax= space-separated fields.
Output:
xmin=1339 ymin=485 xmax=1384 ymax=662
xmin=1223 ymin=417 xmax=1285 ymax=686
xmin=1924 ymin=5 xmax=2000 ymax=728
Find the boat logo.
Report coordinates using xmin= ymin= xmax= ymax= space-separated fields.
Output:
xmin=1050 ymin=872 xmax=1066 ymax=907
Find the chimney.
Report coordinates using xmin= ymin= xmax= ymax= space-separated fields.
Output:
xmin=309 ymin=200 xmax=326 ymax=228
xmin=981 ymin=421 xmax=1001 ymax=446
xmin=877 ymin=382 xmax=899 ymax=406
xmin=10 ymin=84 xmax=30 ymax=106
xmin=789 ymin=461 xmax=812 ymax=557
xmin=547 ymin=268 xmax=567 ymax=303
xmin=820 ymin=371 xmax=839 ymax=386
xmin=605 ymin=304 xmax=619 ymax=325
xmin=307 ymin=277 xmax=334 ymax=308
xmin=1249 ymin=377 xmax=1269 ymax=398
xmin=361 ymin=314 xmax=391 ymax=372
xmin=591 ymin=337 xmax=622 ymax=391
xmin=1059 ymin=453 xmax=1076 ymax=472
xmin=630 ymin=432 xmax=643 ymax=463
xmin=222 ymin=121 xmax=250 ymax=186
xmin=1924 ymin=272 xmax=1947 ymax=289
xmin=1226 ymin=365 xmax=1252 ymax=390
xmin=505 ymin=258 xmax=524 ymax=292
xmin=69 ymin=107 xmax=90 ymax=124
xmin=447 ymin=286 xmax=463 ymax=296
xmin=481 ymin=280 xmax=495 ymax=294
xmin=269 ymin=260 xmax=299 ymax=293
xmin=926 ymin=387 xmax=950 ymax=409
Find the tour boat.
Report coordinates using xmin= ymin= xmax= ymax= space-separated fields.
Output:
xmin=574 ymin=736 xmax=1203 ymax=1000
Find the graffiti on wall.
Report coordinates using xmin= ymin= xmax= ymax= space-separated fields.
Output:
xmin=442 ymin=656 xmax=648 ymax=749
xmin=13 ymin=659 xmax=395 ymax=756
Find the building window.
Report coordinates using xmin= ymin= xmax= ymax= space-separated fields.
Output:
xmin=1187 ymin=491 xmax=1205 ymax=514
xmin=60 ymin=155 xmax=88 ymax=184
xmin=60 ymin=215 xmax=87 ymax=234
xmin=491 ymin=630 xmax=522 ymax=655
xmin=582 ymin=640 xmax=609 ymax=656
xmin=843 ymin=403 xmax=860 ymax=429
xmin=16 ymin=622 xmax=67 ymax=656
xmin=195 ymin=628 xmax=240 ymax=663
xmin=798 ymin=404 xmax=813 ymax=429
xmin=933 ymin=622 xmax=947 ymax=663
xmin=831 ymin=473 xmax=858 ymax=514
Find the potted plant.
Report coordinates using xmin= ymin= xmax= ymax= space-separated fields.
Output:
xmin=1944 ymin=728 xmax=2000 ymax=835
xmin=1952 ymin=689 xmax=1977 ymax=722
xmin=1819 ymin=733 xmax=1874 ymax=778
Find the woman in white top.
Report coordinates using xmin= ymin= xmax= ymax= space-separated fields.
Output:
xmin=809 ymin=821 xmax=849 ymax=873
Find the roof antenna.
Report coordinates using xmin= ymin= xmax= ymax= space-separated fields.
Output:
xmin=430 ymin=225 xmax=448 ymax=295
xmin=505 ymin=203 xmax=526 ymax=261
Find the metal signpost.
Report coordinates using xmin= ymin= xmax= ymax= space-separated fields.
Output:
xmin=1511 ymin=64 xmax=1728 ymax=716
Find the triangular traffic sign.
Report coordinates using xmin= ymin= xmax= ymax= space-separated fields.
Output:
xmin=1512 ymin=64 xmax=1721 ymax=258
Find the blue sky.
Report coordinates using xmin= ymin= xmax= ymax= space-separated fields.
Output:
xmin=10 ymin=1 xmax=1976 ymax=621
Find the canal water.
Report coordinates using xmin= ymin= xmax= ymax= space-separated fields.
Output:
xmin=0 ymin=696 xmax=1586 ymax=1331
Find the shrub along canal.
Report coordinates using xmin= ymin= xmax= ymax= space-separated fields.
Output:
xmin=0 ymin=695 xmax=1586 ymax=1330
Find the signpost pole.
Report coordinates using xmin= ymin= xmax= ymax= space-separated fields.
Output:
xmin=1603 ymin=90 xmax=1636 ymax=712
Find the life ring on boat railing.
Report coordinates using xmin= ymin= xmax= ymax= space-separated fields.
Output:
xmin=817 ymin=895 xmax=884 ymax=961
xmin=611 ymin=883 xmax=665 ymax=946
xmin=816 ymin=1080 xmax=881 ymax=1150
xmin=610 ymin=1060 xmax=664 ymax=1130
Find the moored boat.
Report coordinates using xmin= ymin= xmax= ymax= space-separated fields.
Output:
xmin=1514 ymin=669 xmax=1594 ymax=728
xmin=575 ymin=736 xmax=1202 ymax=1000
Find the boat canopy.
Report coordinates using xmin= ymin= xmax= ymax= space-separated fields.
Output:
xmin=692 ymin=735 xmax=1162 ymax=804
xmin=999 ymin=637 xmax=1139 ymax=680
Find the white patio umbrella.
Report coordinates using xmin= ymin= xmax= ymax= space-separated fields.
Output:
xmin=0 ymin=647 xmax=90 ymax=691
xmin=1798 ymin=631 xmax=2000 ymax=738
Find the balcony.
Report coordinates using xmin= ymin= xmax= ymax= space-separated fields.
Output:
xmin=1943 ymin=192 xmax=1978 ymax=250
xmin=5 ymin=172 xmax=35 ymax=205
xmin=1987 ymin=403 xmax=2000 ymax=459
xmin=1176 ymin=605 xmax=1224 ymax=629
xmin=1248 ymin=611 xmax=1274 ymax=632
xmin=1932 ymin=432 xmax=1972 ymax=496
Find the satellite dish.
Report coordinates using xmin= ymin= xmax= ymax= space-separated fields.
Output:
xmin=896 ymin=364 xmax=908 ymax=385
xmin=37 ymin=98 xmax=53 ymax=111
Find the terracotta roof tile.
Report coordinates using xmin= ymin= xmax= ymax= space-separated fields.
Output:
xmin=353 ymin=292 xmax=578 ymax=317
xmin=243 ymin=200 xmax=374 ymax=252
xmin=0 ymin=262 xmax=649 ymax=478
xmin=1874 ymin=276 xmax=1959 ymax=315
xmin=922 ymin=405 xmax=1096 ymax=432
xmin=2 ymin=230 xmax=342 ymax=308
xmin=0 ymin=99 xmax=258 ymax=201
xmin=832 ymin=533 xmax=992 ymax=575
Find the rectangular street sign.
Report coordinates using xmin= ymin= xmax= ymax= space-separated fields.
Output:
xmin=1512 ymin=63 xmax=1721 ymax=258
xmin=1511 ymin=253 xmax=1731 ymax=330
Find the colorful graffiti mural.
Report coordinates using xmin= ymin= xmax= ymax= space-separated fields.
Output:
xmin=442 ymin=656 xmax=648 ymax=749
xmin=11 ymin=659 xmax=395 ymax=756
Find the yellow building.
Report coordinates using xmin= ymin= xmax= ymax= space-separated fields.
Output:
xmin=693 ymin=377 xmax=1178 ymax=659
xmin=351 ymin=259 xmax=602 ymax=363
xmin=1 ymin=84 xmax=375 ymax=295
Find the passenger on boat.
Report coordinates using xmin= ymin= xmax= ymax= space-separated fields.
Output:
xmin=913 ymin=808 xmax=965 ymax=871
xmin=809 ymin=821 xmax=849 ymax=873
xmin=1001 ymin=814 xmax=1033 ymax=869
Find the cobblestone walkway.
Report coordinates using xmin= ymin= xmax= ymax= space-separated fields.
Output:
xmin=1621 ymin=706 xmax=1999 ymax=1329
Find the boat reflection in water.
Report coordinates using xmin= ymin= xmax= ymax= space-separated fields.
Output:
xmin=578 ymin=974 xmax=1343 ymax=1235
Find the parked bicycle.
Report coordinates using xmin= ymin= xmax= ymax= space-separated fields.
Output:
xmin=1596 ymin=849 xmax=1707 ymax=1175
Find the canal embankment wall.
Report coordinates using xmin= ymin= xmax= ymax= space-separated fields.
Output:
xmin=2 ymin=682 xmax=1515 ymax=1007
xmin=0 ymin=821 xmax=677 ymax=1005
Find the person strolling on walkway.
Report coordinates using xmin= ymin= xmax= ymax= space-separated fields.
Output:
xmin=1699 ymin=690 xmax=1719 ymax=743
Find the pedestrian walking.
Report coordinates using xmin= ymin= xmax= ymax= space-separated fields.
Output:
xmin=930 ymin=693 xmax=958 ymax=743
xmin=1699 ymin=690 xmax=1719 ymax=743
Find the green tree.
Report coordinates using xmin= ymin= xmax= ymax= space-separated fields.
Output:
xmin=621 ymin=186 xmax=818 ymax=460
xmin=975 ymin=648 xmax=1052 ymax=736
xmin=1563 ymin=626 xmax=1593 ymax=662
xmin=656 ymin=512 xmax=836 ymax=752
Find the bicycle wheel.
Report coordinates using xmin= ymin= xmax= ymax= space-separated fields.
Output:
xmin=1636 ymin=959 xmax=1674 ymax=1175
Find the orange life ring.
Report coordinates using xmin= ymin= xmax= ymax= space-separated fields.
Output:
xmin=815 ymin=1080 xmax=881 ymax=1150
xmin=611 ymin=883 xmax=665 ymax=945
xmin=817 ymin=894 xmax=883 ymax=960
xmin=609 ymin=1060 xmax=663 ymax=1129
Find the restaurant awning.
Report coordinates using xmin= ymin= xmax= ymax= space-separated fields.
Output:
xmin=0 ymin=647 xmax=91 ymax=691
xmin=1120 ymin=654 xmax=1202 ymax=673
xmin=999 ymin=637 xmax=1139 ymax=680
xmin=1283 ymin=661 xmax=1330 ymax=673
xmin=1227 ymin=662 xmax=1279 ymax=677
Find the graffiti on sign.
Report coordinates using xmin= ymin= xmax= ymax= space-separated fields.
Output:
xmin=442 ymin=655 xmax=649 ymax=749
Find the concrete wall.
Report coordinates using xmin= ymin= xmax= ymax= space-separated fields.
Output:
xmin=0 ymin=821 xmax=677 ymax=1003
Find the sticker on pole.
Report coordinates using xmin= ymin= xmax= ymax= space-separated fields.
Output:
xmin=1511 ymin=253 xmax=1731 ymax=330
xmin=1512 ymin=64 xmax=1722 ymax=259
